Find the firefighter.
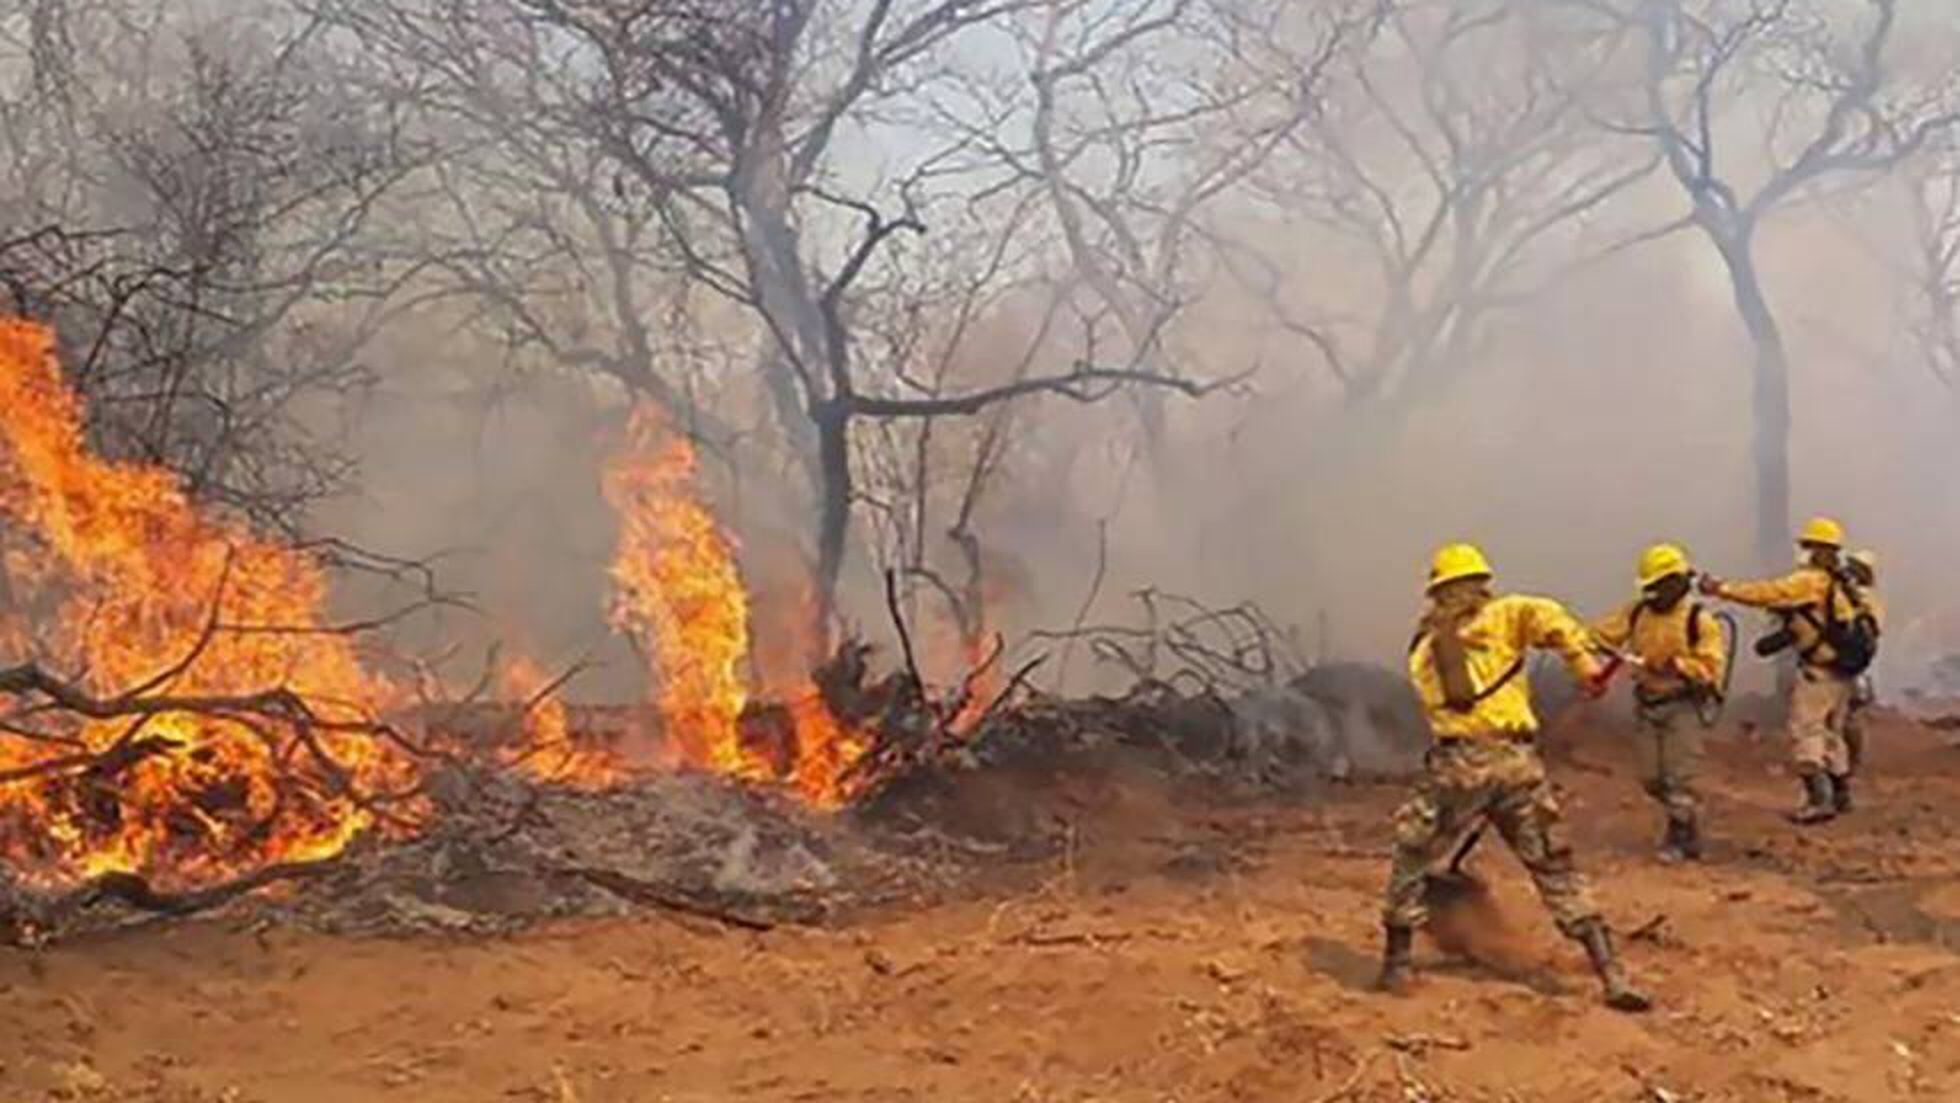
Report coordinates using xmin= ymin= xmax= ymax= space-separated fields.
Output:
xmin=1591 ymin=543 xmax=1728 ymax=863
xmin=1698 ymin=517 xmax=1874 ymax=824
xmin=1839 ymin=549 xmax=1884 ymax=807
xmin=1379 ymin=543 xmax=1651 ymax=1013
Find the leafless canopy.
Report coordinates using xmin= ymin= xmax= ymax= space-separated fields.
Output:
xmin=0 ymin=1 xmax=422 ymax=533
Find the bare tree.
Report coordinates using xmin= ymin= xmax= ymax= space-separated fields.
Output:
xmin=0 ymin=1 xmax=421 ymax=534
xmin=1901 ymin=148 xmax=1960 ymax=389
xmin=315 ymin=0 xmax=1221 ymax=640
xmin=851 ymin=232 xmax=1072 ymax=669
xmin=913 ymin=0 xmax=1379 ymax=463
xmin=1591 ymin=0 xmax=1958 ymax=566
xmin=1233 ymin=0 xmax=1656 ymax=421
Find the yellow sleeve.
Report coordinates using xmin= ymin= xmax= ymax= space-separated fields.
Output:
xmin=1406 ymin=635 xmax=1443 ymax=713
xmin=1678 ymin=606 xmax=1727 ymax=687
xmin=1509 ymin=596 xmax=1605 ymax=683
xmin=1717 ymin=569 xmax=1828 ymax=611
xmin=1589 ymin=602 xmax=1637 ymax=650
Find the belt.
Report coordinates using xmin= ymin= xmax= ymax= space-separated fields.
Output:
xmin=1635 ymin=687 xmax=1700 ymax=709
xmin=1434 ymin=730 xmax=1535 ymax=746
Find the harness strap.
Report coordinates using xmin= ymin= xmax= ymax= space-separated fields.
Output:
xmin=1410 ymin=629 xmax=1526 ymax=708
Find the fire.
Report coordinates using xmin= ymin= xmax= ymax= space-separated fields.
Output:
xmin=0 ymin=319 xmax=418 ymax=889
xmin=783 ymin=687 xmax=868 ymax=807
xmin=603 ymin=406 xmax=867 ymax=807
xmin=501 ymin=656 xmax=627 ymax=790
xmin=603 ymin=407 xmax=768 ymax=783
xmin=949 ymin=631 xmax=999 ymax=737
xmin=0 ymin=318 xmax=877 ymax=895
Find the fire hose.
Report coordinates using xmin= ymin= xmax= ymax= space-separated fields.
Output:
xmin=1697 ymin=610 xmax=1740 ymax=728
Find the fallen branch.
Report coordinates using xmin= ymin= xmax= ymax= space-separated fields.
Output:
xmin=1313 ymin=1050 xmax=1384 ymax=1103
xmin=1385 ymin=1032 xmax=1471 ymax=1055
xmin=2 ymin=858 xmax=346 ymax=941
xmin=82 ymin=860 xmax=345 ymax=915
xmin=559 ymin=867 xmax=786 ymax=932
xmin=1627 ymin=914 xmax=1670 ymax=942
xmin=1006 ymin=929 xmax=1135 ymax=947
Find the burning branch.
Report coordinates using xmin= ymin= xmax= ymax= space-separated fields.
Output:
xmin=0 ymin=660 xmax=420 ymax=817
xmin=0 ymin=317 xmax=429 ymax=889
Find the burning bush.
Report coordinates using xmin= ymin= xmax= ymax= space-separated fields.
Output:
xmin=604 ymin=405 xmax=870 ymax=807
xmin=0 ymin=318 xmax=422 ymax=890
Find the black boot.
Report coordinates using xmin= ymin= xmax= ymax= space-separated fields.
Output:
xmin=1575 ymin=920 xmax=1652 ymax=1013
xmin=1375 ymin=924 xmax=1414 ymax=994
xmin=1675 ymin=815 xmax=1704 ymax=862
xmin=1656 ymin=819 xmax=1688 ymax=865
xmin=1788 ymin=773 xmax=1838 ymax=825
xmin=1831 ymin=774 xmax=1853 ymax=813
xmin=1659 ymin=816 xmax=1702 ymax=864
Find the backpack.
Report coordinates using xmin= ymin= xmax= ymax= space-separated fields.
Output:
xmin=1797 ymin=571 xmax=1880 ymax=678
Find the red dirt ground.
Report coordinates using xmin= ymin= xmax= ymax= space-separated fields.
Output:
xmin=3 ymin=710 xmax=1957 ymax=1102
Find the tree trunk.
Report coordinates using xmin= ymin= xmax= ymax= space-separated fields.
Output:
xmin=1715 ymin=230 xmax=1793 ymax=572
xmin=812 ymin=401 xmax=852 ymax=647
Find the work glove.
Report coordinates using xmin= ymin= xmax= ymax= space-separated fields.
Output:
xmin=1696 ymin=574 xmax=1724 ymax=596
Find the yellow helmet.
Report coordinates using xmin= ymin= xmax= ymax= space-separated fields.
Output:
xmin=1848 ymin=549 xmax=1877 ymax=575
xmin=1798 ymin=516 xmax=1845 ymax=548
xmin=1637 ymin=542 xmax=1691 ymax=587
xmin=1426 ymin=542 xmax=1493 ymax=593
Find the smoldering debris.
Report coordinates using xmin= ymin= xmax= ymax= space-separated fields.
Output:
xmin=0 ymin=640 xmax=1427 ymax=944
xmin=997 ymin=589 xmax=1428 ymax=787
xmin=0 ymin=769 xmax=874 ymax=942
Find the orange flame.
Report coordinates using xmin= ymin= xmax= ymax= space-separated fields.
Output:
xmin=603 ymin=406 xmax=866 ymax=807
xmin=501 ymin=657 xmax=627 ymax=790
xmin=949 ymin=632 xmax=999 ymax=738
xmin=0 ymin=319 xmax=418 ymax=889
xmin=782 ymin=688 xmax=869 ymax=807
xmin=603 ymin=407 xmax=767 ymax=783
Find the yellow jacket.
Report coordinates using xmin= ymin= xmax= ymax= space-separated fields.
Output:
xmin=1591 ymin=599 xmax=1727 ymax=700
xmin=1715 ymin=566 xmax=1866 ymax=668
xmin=1409 ymin=594 xmax=1604 ymax=740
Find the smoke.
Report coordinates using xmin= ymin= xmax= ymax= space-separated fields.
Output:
xmin=42 ymin=1 xmax=1946 ymax=718
xmin=284 ymin=151 xmax=1960 ymax=715
xmin=1029 ymin=210 xmax=1960 ymax=700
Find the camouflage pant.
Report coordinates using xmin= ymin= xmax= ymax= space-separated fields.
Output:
xmin=1632 ymin=698 xmax=1703 ymax=825
xmin=1789 ymin=667 xmax=1853 ymax=777
xmin=1382 ymin=739 xmax=1600 ymax=937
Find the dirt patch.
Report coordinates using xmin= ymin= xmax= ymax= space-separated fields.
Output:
xmin=1426 ymin=873 xmax=1552 ymax=984
xmin=1 ymin=716 xmax=1957 ymax=1101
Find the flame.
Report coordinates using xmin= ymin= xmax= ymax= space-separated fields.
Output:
xmin=921 ymin=592 xmax=998 ymax=739
xmin=782 ymin=688 xmax=869 ymax=807
xmin=603 ymin=406 xmax=767 ymax=783
xmin=501 ymin=656 xmax=627 ymax=790
xmin=949 ymin=632 xmax=999 ymax=737
xmin=0 ymin=319 xmax=418 ymax=889
xmin=603 ymin=406 xmax=867 ymax=807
